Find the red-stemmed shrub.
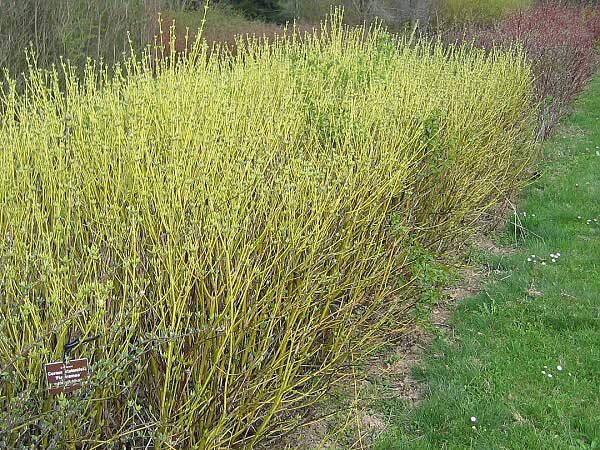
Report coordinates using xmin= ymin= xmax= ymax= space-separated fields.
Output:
xmin=447 ymin=4 xmax=600 ymax=136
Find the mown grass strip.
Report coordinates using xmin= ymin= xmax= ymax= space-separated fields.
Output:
xmin=376 ymin=72 xmax=600 ymax=450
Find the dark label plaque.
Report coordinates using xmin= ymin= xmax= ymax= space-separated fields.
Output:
xmin=44 ymin=358 xmax=89 ymax=395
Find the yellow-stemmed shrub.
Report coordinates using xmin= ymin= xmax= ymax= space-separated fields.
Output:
xmin=0 ymin=15 xmax=535 ymax=449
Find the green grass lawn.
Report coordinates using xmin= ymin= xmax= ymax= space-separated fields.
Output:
xmin=374 ymin=74 xmax=600 ymax=449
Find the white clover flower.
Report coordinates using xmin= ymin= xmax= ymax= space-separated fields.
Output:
xmin=557 ymin=365 xmax=563 ymax=371
xmin=577 ymin=216 xmax=582 ymax=219
xmin=542 ymin=262 xmax=547 ymax=266
xmin=548 ymin=373 xmax=553 ymax=378
xmin=552 ymin=259 xmax=557 ymax=263
xmin=471 ymin=416 xmax=477 ymax=423
xmin=557 ymin=253 xmax=561 ymax=257
xmin=472 ymin=426 xmax=477 ymax=430
xmin=527 ymin=257 xmax=532 ymax=262
xmin=542 ymin=370 xmax=546 ymax=375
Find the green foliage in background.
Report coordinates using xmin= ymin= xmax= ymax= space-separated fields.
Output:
xmin=229 ymin=0 xmax=283 ymax=18
xmin=181 ymin=0 xmax=284 ymax=21
xmin=437 ymin=0 xmax=532 ymax=26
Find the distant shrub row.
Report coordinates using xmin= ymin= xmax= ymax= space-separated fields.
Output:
xmin=0 ymin=0 xmax=209 ymax=79
xmin=437 ymin=0 xmax=532 ymax=26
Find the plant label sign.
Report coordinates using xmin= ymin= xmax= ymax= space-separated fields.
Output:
xmin=44 ymin=358 xmax=89 ymax=395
